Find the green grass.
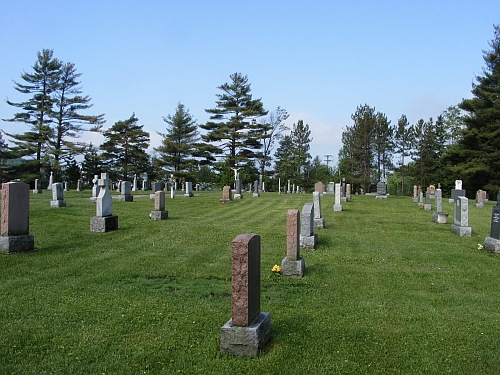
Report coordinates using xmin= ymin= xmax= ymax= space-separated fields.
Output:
xmin=1 ymin=190 xmax=500 ymax=374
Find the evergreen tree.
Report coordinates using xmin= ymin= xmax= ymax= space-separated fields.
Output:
xmin=100 ymin=114 xmax=150 ymax=181
xmin=373 ymin=112 xmax=394 ymax=181
xmin=290 ymin=119 xmax=312 ymax=186
xmin=3 ymin=49 xmax=61 ymax=177
xmin=446 ymin=24 xmax=500 ymax=195
xmin=394 ymin=114 xmax=413 ymax=195
xmin=274 ymin=134 xmax=296 ymax=185
xmin=154 ymin=103 xmax=200 ymax=181
xmin=80 ymin=142 xmax=103 ymax=183
xmin=49 ymin=62 xmax=104 ymax=179
xmin=410 ymin=118 xmax=440 ymax=187
xmin=200 ymin=73 xmax=268 ymax=167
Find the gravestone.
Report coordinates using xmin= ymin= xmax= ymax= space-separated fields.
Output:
xmin=475 ymin=190 xmax=484 ymax=208
xmin=90 ymin=173 xmax=118 ymax=232
xmin=220 ymin=234 xmax=271 ymax=357
xmin=90 ymin=175 xmax=100 ymax=202
xmin=281 ymin=209 xmax=305 ymax=277
xmin=118 ymin=181 xmax=133 ymax=202
xmin=432 ymin=188 xmax=444 ymax=223
xmin=170 ymin=187 xmax=175 ymax=198
xmin=412 ymin=185 xmax=418 ymax=203
xmin=375 ymin=181 xmax=388 ymax=199
xmin=132 ymin=174 xmax=137 ymax=191
xmin=150 ymin=191 xmax=168 ymax=220
xmin=449 ymin=179 xmax=466 ymax=203
xmin=0 ymin=182 xmax=35 ymax=254
xmin=259 ymin=175 xmax=263 ymax=192
xmin=63 ymin=181 xmax=69 ymax=191
xmin=450 ymin=196 xmax=471 ymax=237
xmin=326 ymin=182 xmax=335 ymax=194
xmin=418 ymin=191 xmax=424 ymax=207
xmin=253 ymin=181 xmax=260 ymax=198
xmin=278 ymin=178 xmax=281 ymax=194
xmin=234 ymin=179 xmax=242 ymax=199
xmin=300 ymin=203 xmax=317 ymax=250
xmin=184 ymin=182 xmax=194 ymax=197
xmin=47 ymin=172 xmax=54 ymax=191
xmin=50 ymin=182 xmax=66 ymax=207
xmin=221 ymin=186 xmax=232 ymax=202
xmin=333 ymin=183 xmax=342 ymax=212
xmin=287 ymin=180 xmax=291 ymax=194
xmin=484 ymin=193 xmax=500 ymax=253
xmin=76 ymin=179 xmax=82 ymax=192
xmin=346 ymin=183 xmax=351 ymax=201
xmin=314 ymin=182 xmax=325 ymax=195
xmin=150 ymin=182 xmax=162 ymax=199
xmin=33 ymin=179 xmax=42 ymax=194
xmin=313 ymin=191 xmax=325 ymax=228
xmin=424 ymin=192 xmax=432 ymax=210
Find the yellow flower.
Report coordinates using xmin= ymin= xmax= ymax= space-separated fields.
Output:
xmin=271 ymin=264 xmax=282 ymax=273
xmin=478 ymin=244 xmax=484 ymax=250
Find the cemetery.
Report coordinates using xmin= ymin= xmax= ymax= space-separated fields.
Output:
xmin=1 ymin=187 xmax=500 ymax=374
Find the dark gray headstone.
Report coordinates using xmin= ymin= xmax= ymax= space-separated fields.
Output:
xmin=490 ymin=193 xmax=500 ymax=239
xmin=377 ymin=182 xmax=387 ymax=195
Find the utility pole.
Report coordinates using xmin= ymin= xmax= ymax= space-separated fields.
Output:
xmin=324 ymin=155 xmax=333 ymax=174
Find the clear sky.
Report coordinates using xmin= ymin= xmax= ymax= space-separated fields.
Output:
xmin=1 ymin=0 xmax=499 ymax=167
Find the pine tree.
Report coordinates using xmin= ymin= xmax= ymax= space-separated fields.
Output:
xmin=200 ymin=73 xmax=268 ymax=168
xmin=446 ymin=24 xmax=500 ymax=195
xmin=394 ymin=114 xmax=413 ymax=195
xmin=100 ymin=114 xmax=150 ymax=181
xmin=154 ymin=103 xmax=200 ymax=181
xmin=373 ymin=112 xmax=394 ymax=181
xmin=3 ymin=49 xmax=61 ymax=177
xmin=290 ymin=120 xmax=312 ymax=186
xmin=274 ymin=134 xmax=296 ymax=185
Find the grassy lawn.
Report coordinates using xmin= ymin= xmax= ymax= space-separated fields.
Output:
xmin=1 ymin=190 xmax=499 ymax=374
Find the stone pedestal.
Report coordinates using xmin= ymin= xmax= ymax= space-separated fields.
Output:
xmin=118 ymin=195 xmax=133 ymax=202
xmin=436 ymin=212 xmax=449 ymax=224
xmin=150 ymin=211 xmax=168 ymax=220
xmin=475 ymin=202 xmax=484 ymax=208
xmin=375 ymin=195 xmax=388 ymax=199
xmin=33 ymin=189 xmax=42 ymax=194
xmin=424 ymin=203 xmax=431 ymax=210
xmin=220 ymin=312 xmax=271 ymax=357
xmin=484 ymin=237 xmax=500 ymax=254
xmin=300 ymin=234 xmax=317 ymax=250
xmin=450 ymin=224 xmax=472 ymax=237
xmin=90 ymin=215 xmax=118 ymax=232
xmin=314 ymin=217 xmax=325 ymax=228
xmin=0 ymin=235 xmax=35 ymax=254
xmin=50 ymin=200 xmax=66 ymax=207
xmin=281 ymin=256 xmax=305 ymax=278
xmin=412 ymin=198 xmax=418 ymax=203
xmin=333 ymin=204 xmax=343 ymax=212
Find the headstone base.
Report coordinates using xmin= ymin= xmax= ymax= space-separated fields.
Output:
xmin=450 ymin=224 xmax=472 ymax=237
xmin=436 ymin=213 xmax=449 ymax=224
xmin=0 ymin=235 xmax=35 ymax=254
xmin=475 ymin=202 xmax=484 ymax=208
xmin=300 ymin=234 xmax=317 ymax=250
xmin=281 ymin=256 xmax=305 ymax=277
xmin=448 ymin=199 xmax=454 ymax=203
xmin=412 ymin=198 xmax=418 ymax=203
xmin=375 ymin=195 xmax=388 ymax=199
xmin=50 ymin=200 xmax=66 ymax=207
xmin=90 ymin=216 xmax=118 ymax=232
xmin=149 ymin=194 xmax=156 ymax=199
xmin=220 ymin=312 xmax=271 ymax=357
xmin=118 ymin=195 xmax=133 ymax=202
xmin=90 ymin=197 xmax=97 ymax=203
xmin=424 ymin=204 xmax=432 ymax=210
xmin=32 ymin=189 xmax=42 ymax=194
xmin=234 ymin=194 xmax=242 ymax=199
xmin=76 ymin=188 xmax=82 ymax=192
xmin=314 ymin=218 xmax=325 ymax=229
xmin=184 ymin=193 xmax=194 ymax=197
xmin=333 ymin=204 xmax=343 ymax=212
xmin=484 ymin=237 xmax=500 ymax=254
xmin=150 ymin=210 xmax=168 ymax=220
xmin=253 ymin=193 xmax=260 ymax=198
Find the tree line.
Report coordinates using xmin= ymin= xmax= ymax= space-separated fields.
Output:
xmin=1 ymin=57 xmax=314 ymax=189
xmin=338 ymin=24 xmax=500 ymax=198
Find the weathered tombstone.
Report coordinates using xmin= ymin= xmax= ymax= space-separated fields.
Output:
xmin=150 ymin=181 xmax=162 ymax=199
xmin=412 ymin=185 xmax=418 ymax=203
xmin=424 ymin=192 xmax=432 ymax=211
xmin=150 ymin=191 xmax=168 ymax=220
xmin=346 ymin=183 xmax=351 ymax=201
xmin=292 ymin=184 xmax=296 ymax=194
xmin=234 ymin=179 xmax=242 ymax=199
xmin=184 ymin=182 xmax=194 ymax=197
xmin=375 ymin=181 xmax=387 ymax=199
xmin=259 ymin=174 xmax=263 ymax=192
xmin=450 ymin=196 xmax=471 ymax=237
xmin=326 ymin=182 xmax=335 ymax=194
xmin=341 ymin=178 xmax=347 ymax=201
xmin=170 ymin=187 xmax=175 ymax=198
xmin=33 ymin=179 xmax=42 ymax=194
xmin=449 ymin=179 xmax=466 ymax=203
xmin=484 ymin=193 xmax=500 ymax=253
xmin=281 ymin=209 xmax=305 ymax=277
xmin=253 ymin=181 xmax=260 ymax=198
xmin=432 ymin=188 xmax=446 ymax=223
xmin=287 ymin=180 xmax=291 ymax=194
xmin=220 ymin=234 xmax=271 ymax=357
xmin=300 ymin=203 xmax=317 ymax=250
xmin=118 ymin=181 xmax=133 ymax=202
xmin=50 ymin=182 xmax=66 ymax=207
xmin=418 ymin=191 xmax=424 ymax=208
xmin=333 ymin=183 xmax=342 ymax=212
xmin=278 ymin=178 xmax=281 ymax=194
xmin=221 ymin=186 xmax=232 ymax=202
xmin=76 ymin=179 xmax=82 ymax=192
xmin=0 ymin=182 xmax=35 ymax=254
xmin=47 ymin=172 xmax=54 ymax=191
xmin=314 ymin=182 xmax=325 ymax=195
xmin=90 ymin=173 xmax=118 ymax=232
xmin=313 ymin=191 xmax=324 ymax=228
xmin=132 ymin=174 xmax=137 ymax=191
xmin=63 ymin=181 xmax=69 ymax=192
xmin=475 ymin=190 xmax=484 ymax=208
xmin=90 ymin=175 xmax=100 ymax=202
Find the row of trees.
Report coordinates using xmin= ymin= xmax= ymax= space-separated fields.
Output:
xmin=2 ymin=56 xmax=315 ymax=189
xmin=338 ymin=24 xmax=500 ymax=198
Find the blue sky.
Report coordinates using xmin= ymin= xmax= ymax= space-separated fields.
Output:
xmin=1 ymin=0 xmax=499 ymax=166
